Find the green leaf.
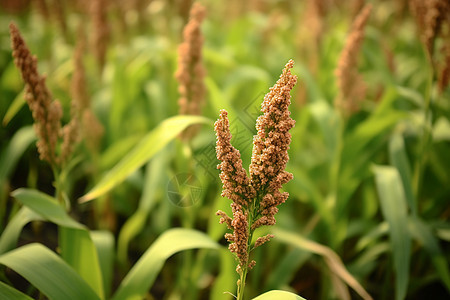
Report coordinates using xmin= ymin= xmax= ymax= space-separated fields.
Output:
xmin=91 ymin=231 xmax=115 ymax=299
xmin=11 ymin=189 xmax=83 ymax=229
xmin=373 ymin=165 xmax=411 ymax=300
xmin=0 ymin=281 xmax=34 ymax=300
xmin=0 ymin=244 xmax=100 ymax=300
xmin=59 ymin=227 xmax=104 ymax=300
xmin=0 ymin=126 xmax=35 ymax=182
xmin=252 ymin=290 xmax=306 ymax=300
xmin=274 ymin=228 xmax=373 ymax=300
xmin=81 ymin=115 xmax=212 ymax=202
xmin=112 ymin=228 xmax=219 ymax=300
xmin=0 ymin=207 xmax=42 ymax=255
xmin=389 ymin=133 xmax=416 ymax=215
xmin=2 ymin=88 xmax=26 ymax=126
xmin=117 ymin=151 xmax=168 ymax=265
xmin=11 ymin=189 xmax=104 ymax=299
xmin=408 ymin=217 xmax=450 ymax=292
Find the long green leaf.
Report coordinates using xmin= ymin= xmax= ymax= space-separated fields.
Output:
xmin=91 ymin=231 xmax=115 ymax=299
xmin=0 ymin=281 xmax=34 ymax=300
xmin=389 ymin=133 xmax=416 ymax=215
xmin=2 ymin=88 xmax=26 ymax=126
xmin=0 ymin=207 xmax=41 ymax=255
xmin=0 ymin=244 xmax=100 ymax=300
xmin=373 ymin=165 xmax=411 ymax=300
xmin=252 ymin=290 xmax=306 ymax=300
xmin=80 ymin=115 xmax=211 ymax=202
xmin=274 ymin=228 xmax=373 ymax=300
xmin=112 ymin=228 xmax=219 ymax=300
xmin=0 ymin=126 xmax=35 ymax=182
xmin=11 ymin=189 xmax=83 ymax=229
xmin=117 ymin=151 xmax=168 ymax=265
xmin=11 ymin=189 xmax=104 ymax=299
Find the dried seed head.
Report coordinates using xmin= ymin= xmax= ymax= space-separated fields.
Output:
xmin=410 ymin=0 xmax=450 ymax=57
xmin=9 ymin=22 xmax=62 ymax=166
xmin=175 ymin=2 xmax=207 ymax=140
xmin=91 ymin=0 xmax=110 ymax=73
xmin=334 ymin=3 xmax=372 ymax=115
xmin=215 ymin=110 xmax=256 ymax=207
xmin=250 ymin=59 xmax=296 ymax=192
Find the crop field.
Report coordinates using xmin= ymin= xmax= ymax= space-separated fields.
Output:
xmin=0 ymin=0 xmax=449 ymax=299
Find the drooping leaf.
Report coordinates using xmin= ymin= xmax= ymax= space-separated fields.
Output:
xmin=11 ymin=189 xmax=104 ymax=299
xmin=274 ymin=228 xmax=373 ymax=300
xmin=81 ymin=115 xmax=211 ymax=202
xmin=0 ymin=244 xmax=100 ymax=300
xmin=11 ymin=188 xmax=83 ymax=229
xmin=112 ymin=228 xmax=219 ymax=300
xmin=373 ymin=165 xmax=411 ymax=300
xmin=0 ymin=207 xmax=41 ymax=255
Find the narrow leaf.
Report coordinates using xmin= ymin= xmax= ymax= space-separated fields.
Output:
xmin=2 ymin=88 xmax=26 ymax=126
xmin=389 ymin=133 xmax=416 ymax=215
xmin=0 ymin=281 xmax=34 ymax=300
xmin=0 ymin=244 xmax=100 ymax=300
xmin=274 ymin=228 xmax=373 ymax=300
xmin=81 ymin=115 xmax=211 ymax=202
xmin=252 ymin=290 xmax=306 ymax=300
xmin=373 ymin=165 xmax=411 ymax=300
xmin=0 ymin=207 xmax=41 ymax=255
xmin=91 ymin=231 xmax=115 ymax=299
xmin=112 ymin=228 xmax=219 ymax=300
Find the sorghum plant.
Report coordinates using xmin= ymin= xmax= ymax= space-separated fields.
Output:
xmin=215 ymin=59 xmax=297 ymax=299
xmin=9 ymin=22 xmax=80 ymax=204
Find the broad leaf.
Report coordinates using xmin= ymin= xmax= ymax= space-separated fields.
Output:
xmin=11 ymin=189 xmax=104 ymax=299
xmin=0 ymin=244 xmax=100 ymax=300
xmin=373 ymin=165 xmax=411 ymax=300
xmin=81 ymin=115 xmax=211 ymax=202
xmin=112 ymin=228 xmax=219 ymax=300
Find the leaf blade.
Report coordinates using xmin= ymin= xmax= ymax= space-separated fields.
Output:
xmin=0 ymin=244 xmax=100 ymax=300
xmin=81 ymin=115 xmax=211 ymax=202
xmin=112 ymin=228 xmax=219 ymax=300
xmin=373 ymin=165 xmax=411 ymax=300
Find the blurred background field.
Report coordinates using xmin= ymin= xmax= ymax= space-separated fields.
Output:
xmin=0 ymin=0 xmax=449 ymax=299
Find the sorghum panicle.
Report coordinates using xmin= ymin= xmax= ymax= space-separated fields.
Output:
xmin=91 ymin=0 xmax=110 ymax=72
xmin=10 ymin=22 xmax=62 ymax=166
xmin=175 ymin=2 xmax=206 ymax=140
xmin=215 ymin=60 xmax=297 ymax=282
xmin=334 ymin=3 xmax=372 ymax=115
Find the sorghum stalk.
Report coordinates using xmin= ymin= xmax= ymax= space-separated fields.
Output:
xmin=215 ymin=60 xmax=297 ymax=299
